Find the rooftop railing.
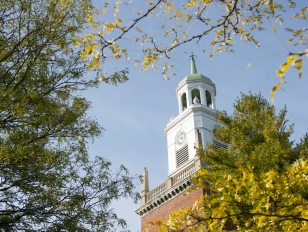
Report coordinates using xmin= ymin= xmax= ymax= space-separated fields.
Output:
xmin=144 ymin=162 xmax=196 ymax=204
xmin=172 ymin=163 xmax=195 ymax=185
xmin=146 ymin=181 xmax=167 ymax=202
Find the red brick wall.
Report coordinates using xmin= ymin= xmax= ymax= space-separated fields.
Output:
xmin=141 ymin=188 xmax=204 ymax=232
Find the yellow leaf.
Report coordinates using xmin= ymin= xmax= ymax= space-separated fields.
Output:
xmin=121 ymin=48 xmax=127 ymax=54
xmin=134 ymin=60 xmax=139 ymax=67
xmin=281 ymin=62 xmax=289 ymax=73
xmin=185 ymin=14 xmax=192 ymax=24
xmin=115 ymin=18 xmax=122 ymax=24
xmin=114 ymin=53 xmax=122 ymax=59
xmin=287 ymin=55 xmax=298 ymax=66
xmin=295 ymin=59 xmax=303 ymax=71
xmin=270 ymin=83 xmax=281 ymax=102
xmin=87 ymin=36 xmax=93 ymax=42
xmin=80 ymin=51 xmax=86 ymax=61
xmin=135 ymin=26 xmax=143 ymax=33
xmin=276 ymin=70 xmax=284 ymax=77
xmin=85 ymin=45 xmax=95 ymax=55
xmin=99 ymin=75 xmax=107 ymax=82
xmin=215 ymin=29 xmax=222 ymax=35
xmin=104 ymin=23 xmax=116 ymax=33
xmin=75 ymin=41 xmax=81 ymax=47
xmin=247 ymin=62 xmax=253 ymax=68
xmin=272 ymin=24 xmax=277 ymax=33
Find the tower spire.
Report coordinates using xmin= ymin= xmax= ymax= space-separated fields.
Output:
xmin=190 ymin=53 xmax=197 ymax=74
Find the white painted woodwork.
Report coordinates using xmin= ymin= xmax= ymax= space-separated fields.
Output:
xmin=165 ymin=70 xmax=217 ymax=177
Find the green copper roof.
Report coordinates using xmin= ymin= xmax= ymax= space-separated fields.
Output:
xmin=178 ymin=58 xmax=212 ymax=87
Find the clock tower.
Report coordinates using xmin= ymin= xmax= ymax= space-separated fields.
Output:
xmin=136 ymin=57 xmax=218 ymax=231
xmin=165 ymin=56 xmax=216 ymax=178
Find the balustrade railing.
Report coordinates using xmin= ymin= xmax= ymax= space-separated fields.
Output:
xmin=146 ymin=182 xmax=167 ymax=201
xmin=145 ymin=162 xmax=196 ymax=203
xmin=172 ymin=163 xmax=195 ymax=185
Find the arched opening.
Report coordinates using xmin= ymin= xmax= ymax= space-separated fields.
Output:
xmin=205 ymin=90 xmax=212 ymax=107
xmin=191 ymin=89 xmax=201 ymax=104
xmin=181 ymin=93 xmax=187 ymax=111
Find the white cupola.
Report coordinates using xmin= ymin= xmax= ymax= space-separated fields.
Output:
xmin=165 ymin=57 xmax=218 ymax=177
xmin=176 ymin=57 xmax=216 ymax=114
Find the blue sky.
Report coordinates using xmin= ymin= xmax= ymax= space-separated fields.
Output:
xmin=85 ymin=1 xmax=308 ymax=231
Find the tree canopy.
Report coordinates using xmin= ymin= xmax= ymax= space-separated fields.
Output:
xmin=82 ymin=0 xmax=307 ymax=99
xmin=148 ymin=93 xmax=308 ymax=231
xmin=0 ymin=0 xmax=139 ymax=231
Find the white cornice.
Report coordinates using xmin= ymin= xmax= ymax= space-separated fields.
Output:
xmin=135 ymin=176 xmax=193 ymax=217
xmin=165 ymin=104 xmax=217 ymax=135
xmin=168 ymin=157 xmax=195 ymax=178
xmin=176 ymin=79 xmax=216 ymax=96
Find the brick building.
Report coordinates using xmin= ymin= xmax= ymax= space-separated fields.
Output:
xmin=135 ymin=57 xmax=219 ymax=231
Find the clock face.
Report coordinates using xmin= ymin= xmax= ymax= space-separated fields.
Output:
xmin=176 ymin=131 xmax=187 ymax=146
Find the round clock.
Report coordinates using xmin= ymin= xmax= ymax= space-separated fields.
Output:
xmin=176 ymin=131 xmax=187 ymax=146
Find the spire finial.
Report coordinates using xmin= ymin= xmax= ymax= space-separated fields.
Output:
xmin=189 ymin=52 xmax=197 ymax=74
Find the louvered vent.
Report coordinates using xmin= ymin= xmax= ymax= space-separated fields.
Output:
xmin=176 ymin=144 xmax=189 ymax=168
xmin=213 ymin=140 xmax=228 ymax=150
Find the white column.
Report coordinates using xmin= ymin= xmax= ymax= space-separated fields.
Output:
xmin=187 ymin=88 xmax=192 ymax=107
xmin=200 ymin=86 xmax=205 ymax=105
xmin=178 ymin=93 xmax=182 ymax=114
xmin=211 ymin=91 xmax=216 ymax=109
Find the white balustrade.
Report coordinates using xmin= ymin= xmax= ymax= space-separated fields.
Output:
xmin=172 ymin=163 xmax=195 ymax=185
xmin=145 ymin=163 xmax=196 ymax=203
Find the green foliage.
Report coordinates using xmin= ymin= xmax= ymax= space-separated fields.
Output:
xmin=0 ymin=0 xmax=139 ymax=231
xmin=151 ymin=93 xmax=308 ymax=231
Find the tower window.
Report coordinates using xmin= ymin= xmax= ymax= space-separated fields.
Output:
xmin=191 ymin=89 xmax=201 ymax=104
xmin=205 ymin=90 xmax=212 ymax=107
xmin=176 ymin=144 xmax=189 ymax=168
xmin=181 ymin=93 xmax=187 ymax=111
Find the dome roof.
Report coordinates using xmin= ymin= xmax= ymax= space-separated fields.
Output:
xmin=178 ymin=57 xmax=212 ymax=87
xmin=178 ymin=73 xmax=212 ymax=87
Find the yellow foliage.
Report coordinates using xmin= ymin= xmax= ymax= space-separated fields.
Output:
xmin=77 ymin=0 xmax=307 ymax=91
xmin=148 ymin=93 xmax=308 ymax=231
xmin=272 ymin=53 xmax=303 ymax=100
xmin=183 ymin=12 xmax=192 ymax=24
xmin=142 ymin=53 xmax=160 ymax=70
xmin=75 ymin=41 xmax=81 ymax=47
